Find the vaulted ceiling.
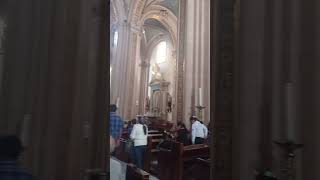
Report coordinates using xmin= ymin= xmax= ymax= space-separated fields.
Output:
xmin=157 ymin=0 xmax=179 ymax=16
xmin=144 ymin=19 xmax=168 ymax=43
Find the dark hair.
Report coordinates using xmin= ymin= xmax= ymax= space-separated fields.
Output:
xmin=110 ymin=104 xmax=117 ymax=112
xmin=143 ymin=125 xmax=147 ymax=135
xmin=190 ymin=116 xmax=197 ymax=122
xmin=137 ymin=118 xmax=147 ymax=135
xmin=0 ymin=135 xmax=24 ymax=160
xmin=199 ymin=120 xmax=204 ymax=124
xmin=177 ymin=122 xmax=186 ymax=129
xmin=131 ymin=119 xmax=136 ymax=124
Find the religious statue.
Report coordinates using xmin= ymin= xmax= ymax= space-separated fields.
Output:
xmin=145 ymin=96 xmax=150 ymax=112
xmin=151 ymin=63 xmax=164 ymax=81
xmin=167 ymin=93 xmax=172 ymax=113
xmin=152 ymin=91 xmax=161 ymax=114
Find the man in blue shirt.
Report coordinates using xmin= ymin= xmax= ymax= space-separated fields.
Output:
xmin=0 ymin=135 xmax=34 ymax=180
xmin=109 ymin=104 xmax=124 ymax=147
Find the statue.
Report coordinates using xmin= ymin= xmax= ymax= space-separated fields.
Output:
xmin=167 ymin=93 xmax=172 ymax=113
xmin=151 ymin=63 xmax=164 ymax=81
xmin=145 ymin=97 xmax=150 ymax=112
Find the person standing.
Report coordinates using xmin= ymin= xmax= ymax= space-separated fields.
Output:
xmin=190 ymin=117 xmax=206 ymax=144
xmin=130 ymin=117 xmax=148 ymax=169
xmin=199 ymin=120 xmax=208 ymax=139
xmin=0 ymin=135 xmax=34 ymax=180
xmin=176 ymin=122 xmax=190 ymax=145
xmin=110 ymin=104 xmax=124 ymax=149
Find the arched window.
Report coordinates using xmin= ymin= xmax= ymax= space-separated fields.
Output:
xmin=156 ymin=41 xmax=167 ymax=64
xmin=113 ymin=31 xmax=118 ymax=47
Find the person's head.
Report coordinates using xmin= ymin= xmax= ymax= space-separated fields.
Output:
xmin=0 ymin=135 xmax=24 ymax=161
xmin=177 ymin=122 xmax=186 ymax=129
xmin=137 ymin=117 xmax=147 ymax=135
xmin=190 ymin=116 xmax=197 ymax=124
xmin=110 ymin=104 xmax=117 ymax=112
xmin=131 ymin=119 xmax=136 ymax=125
xmin=137 ymin=116 xmax=144 ymax=124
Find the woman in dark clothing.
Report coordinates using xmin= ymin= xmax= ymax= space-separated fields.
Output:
xmin=176 ymin=122 xmax=190 ymax=145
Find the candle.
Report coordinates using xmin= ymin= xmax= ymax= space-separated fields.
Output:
xmin=195 ymin=88 xmax=199 ymax=105
xmin=116 ymin=97 xmax=120 ymax=108
xmin=199 ymin=88 xmax=203 ymax=106
xmin=136 ymin=100 xmax=139 ymax=106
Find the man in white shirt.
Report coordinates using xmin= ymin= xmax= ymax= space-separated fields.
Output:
xmin=199 ymin=120 xmax=208 ymax=139
xmin=191 ymin=117 xmax=206 ymax=144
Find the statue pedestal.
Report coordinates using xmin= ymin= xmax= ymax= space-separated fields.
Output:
xmin=149 ymin=80 xmax=170 ymax=121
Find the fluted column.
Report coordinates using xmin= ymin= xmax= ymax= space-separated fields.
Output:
xmin=138 ymin=60 xmax=149 ymax=114
xmin=183 ymin=0 xmax=210 ymax=127
xmin=110 ymin=21 xmax=130 ymax=111
xmin=122 ymin=27 xmax=141 ymax=120
xmin=110 ymin=21 xmax=142 ymax=120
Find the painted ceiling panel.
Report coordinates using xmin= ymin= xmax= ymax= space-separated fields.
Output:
xmin=144 ymin=18 xmax=167 ymax=31
xmin=144 ymin=27 xmax=164 ymax=42
xmin=157 ymin=0 xmax=179 ymax=16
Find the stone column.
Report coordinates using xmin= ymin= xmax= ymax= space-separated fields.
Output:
xmin=110 ymin=21 xmax=142 ymax=120
xmin=183 ymin=0 xmax=210 ymax=127
xmin=176 ymin=0 xmax=186 ymax=123
xmin=0 ymin=2 xmax=8 ymax=131
xmin=138 ymin=60 xmax=150 ymax=114
xmin=129 ymin=30 xmax=142 ymax=118
xmin=110 ymin=21 xmax=130 ymax=111
xmin=212 ymin=0 xmax=236 ymax=179
xmin=122 ymin=26 xmax=140 ymax=120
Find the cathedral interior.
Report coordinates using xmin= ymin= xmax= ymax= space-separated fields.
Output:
xmin=1 ymin=0 xmax=320 ymax=180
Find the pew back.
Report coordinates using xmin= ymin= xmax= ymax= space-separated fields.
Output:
xmin=158 ymin=141 xmax=210 ymax=180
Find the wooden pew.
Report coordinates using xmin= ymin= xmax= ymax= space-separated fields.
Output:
xmin=126 ymin=163 xmax=150 ymax=180
xmin=113 ymin=138 xmax=130 ymax=163
xmin=115 ymin=131 xmax=164 ymax=173
xmin=157 ymin=141 xmax=210 ymax=180
xmin=183 ymin=158 xmax=210 ymax=180
xmin=110 ymin=157 xmax=150 ymax=180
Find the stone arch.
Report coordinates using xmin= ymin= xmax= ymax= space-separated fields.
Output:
xmin=145 ymin=34 xmax=171 ymax=61
xmin=140 ymin=5 xmax=177 ymax=48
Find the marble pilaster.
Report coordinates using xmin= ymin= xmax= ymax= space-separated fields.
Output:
xmin=183 ymin=0 xmax=210 ymax=127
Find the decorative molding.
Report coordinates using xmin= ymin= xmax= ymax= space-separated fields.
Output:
xmin=139 ymin=4 xmax=177 ymax=48
xmin=130 ymin=0 xmax=147 ymax=24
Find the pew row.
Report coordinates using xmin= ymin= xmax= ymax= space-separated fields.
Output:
xmin=114 ymin=130 xmax=164 ymax=172
xmin=111 ymin=157 xmax=150 ymax=180
xmin=157 ymin=142 xmax=210 ymax=180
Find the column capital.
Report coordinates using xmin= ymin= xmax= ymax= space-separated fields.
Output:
xmin=130 ymin=22 xmax=142 ymax=33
